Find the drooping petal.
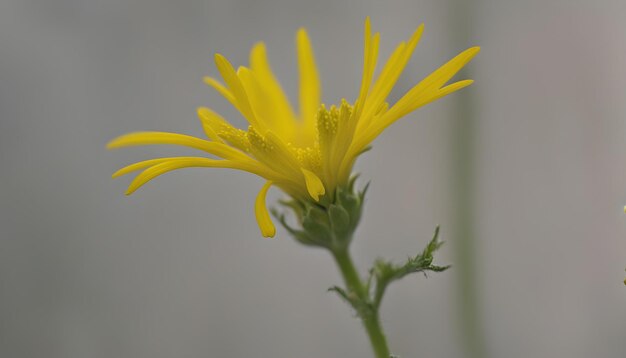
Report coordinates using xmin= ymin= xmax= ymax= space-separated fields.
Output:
xmin=301 ymin=168 xmax=325 ymax=201
xmin=124 ymin=157 xmax=280 ymax=195
xmin=107 ymin=131 xmax=249 ymax=161
xmin=255 ymin=180 xmax=276 ymax=238
xmin=112 ymin=157 xmax=181 ymax=178
xmin=125 ymin=158 xmax=234 ymax=194
xmin=296 ymin=28 xmax=321 ymax=139
xmin=113 ymin=155 xmax=284 ymax=183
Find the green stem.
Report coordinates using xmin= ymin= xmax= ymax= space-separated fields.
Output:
xmin=332 ymin=249 xmax=390 ymax=358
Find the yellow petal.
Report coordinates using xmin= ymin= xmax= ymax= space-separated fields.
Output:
xmin=237 ymin=66 xmax=276 ymax=130
xmin=329 ymin=100 xmax=355 ymax=176
xmin=107 ymin=131 xmax=249 ymax=161
xmin=197 ymin=107 xmax=228 ymax=142
xmin=214 ymin=54 xmax=261 ymax=129
xmin=360 ymin=24 xmax=424 ymax=126
xmin=126 ymin=158 xmax=222 ymax=194
xmin=249 ymin=42 xmax=297 ymax=136
xmin=247 ymin=128 xmax=302 ymax=178
xmin=112 ymin=157 xmax=181 ymax=178
xmin=255 ymin=180 xmax=276 ymax=238
xmin=376 ymin=47 xmax=480 ymax=129
xmin=301 ymin=168 xmax=325 ymax=201
xmin=355 ymin=16 xmax=380 ymax=118
xmin=329 ymin=19 xmax=381 ymax=186
xmin=353 ymin=47 xmax=480 ymax=155
xmin=202 ymin=76 xmax=240 ymax=111
xmin=356 ymin=16 xmax=373 ymax=108
xmin=125 ymin=157 xmax=270 ymax=195
xmin=363 ymin=79 xmax=474 ymax=148
xmin=357 ymin=41 xmax=405 ymax=129
xmin=424 ymin=79 xmax=475 ymax=105
xmin=296 ymin=28 xmax=321 ymax=136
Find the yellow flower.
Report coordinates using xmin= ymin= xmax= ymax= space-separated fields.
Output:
xmin=108 ymin=17 xmax=479 ymax=238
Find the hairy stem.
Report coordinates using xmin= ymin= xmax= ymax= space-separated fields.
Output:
xmin=333 ymin=249 xmax=390 ymax=358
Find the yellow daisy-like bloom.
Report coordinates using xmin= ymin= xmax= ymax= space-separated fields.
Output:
xmin=108 ymin=18 xmax=479 ymax=238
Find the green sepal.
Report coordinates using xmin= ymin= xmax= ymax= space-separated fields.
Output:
xmin=302 ymin=213 xmax=333 ymax=243
xmin=348 ymin=174 xmax=361 ymax=192
xmin=272 ymin=208 xmax=324 ymax=247
xmin=329 ymin=204 xmax=350 ymax=233
xmin=274 ymin=176 xmax=367 ymax=251
xmin=336 ymin=186 xmax=359 ymax=222
xmin=278 ymin=199 xmax=306 ymax=224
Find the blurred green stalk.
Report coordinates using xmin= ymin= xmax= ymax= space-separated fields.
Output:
xmin=448 ymin=1 xmax=489 ymax=358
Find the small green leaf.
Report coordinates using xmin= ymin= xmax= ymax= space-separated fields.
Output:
xmin=328 ymin=286 xmax=350 ymax=303
xmin=368 ymin=226 xmax=450 ymax=309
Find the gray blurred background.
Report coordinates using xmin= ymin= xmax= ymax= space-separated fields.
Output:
xmin=1 ymin=0 xmax=626 ymax=357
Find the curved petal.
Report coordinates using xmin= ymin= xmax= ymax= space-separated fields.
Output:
xmin=126 ymin=158 xmax=257 ymax=195
xmin=107 ymin=131 xmax=249 ymax=161
xmin=255 ymin=180 xmax=276 ymax=238
xmin=301 ymin=168 xmax=325 ymax=201
xmin=112 ymin=157 xmax=181 ymax=178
